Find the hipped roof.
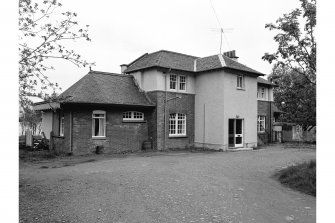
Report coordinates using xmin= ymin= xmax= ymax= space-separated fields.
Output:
xmin=124 ymin=50 xmax=265 ymax=76
xmin=58 ymin=71 xmax=154 ymax=106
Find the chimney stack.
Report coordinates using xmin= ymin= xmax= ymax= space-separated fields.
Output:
xmin=120 ymin=64 xmax=128 ymax=74
xmin=223 ymin=50 xmax=239 ymax=61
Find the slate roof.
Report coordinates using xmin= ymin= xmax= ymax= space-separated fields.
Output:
xmin=58 ymin=71 xmax=154 ymax=106
xmin=125 ymin=50 xmax=197 ymax=73
xmin=124 ymin=50 xmax=265 ymax=76
xmin=257 ymin=77 xmax=277 ymax=86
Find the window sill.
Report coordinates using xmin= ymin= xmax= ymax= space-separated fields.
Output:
xmin=236 ymin=87 xmax=246 ymax=91
xmin=122 ymin=120 xmax=146 ymax=123
xmin=169 ymin=135 xmax=187 ymax=138
xmin=53 ymin=135 xmax=65 ymax=139
xmin=92 ymin=136 xmax=106 ymax=140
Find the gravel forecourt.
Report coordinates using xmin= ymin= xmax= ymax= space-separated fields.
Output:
xmin=19 ymin=144 xmax=316 ymax=223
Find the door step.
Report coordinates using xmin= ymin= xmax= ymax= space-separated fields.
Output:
xmin=227 ymin=147 xmax=253 ymax=152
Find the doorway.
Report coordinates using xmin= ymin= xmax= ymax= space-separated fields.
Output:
xmin=228 ymin=119 xmax=244 ymax=148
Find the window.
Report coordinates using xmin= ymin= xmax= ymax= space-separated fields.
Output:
xmin=170 ymin=74 xmax=177 ymax=90
xmin=169 ymin=74 xmax=187 ymax=91
xmin=92 ymin=110 xmax=106 ymax=137
xmin=123 ymin=111 xmax=144 ymax=121
xmin=169 ymin=113 xmax=186 ymax=136
xmin=257 ymin=87 xmax=266 ymax=99
xmin=59 ymin=115 xmax=64 ymax=137
xmin=257 ymin=115 xmax=266 ymax=132
xmin=237 ymin=75 xmax=244 ymax=89
xmin=179 ymin=75 xmax=186 ymax=91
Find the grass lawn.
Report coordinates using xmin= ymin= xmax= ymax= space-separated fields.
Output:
xmin=274 ymin=160 xmax=316 ymax=196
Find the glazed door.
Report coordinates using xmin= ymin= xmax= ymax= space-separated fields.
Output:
xmin=228 ymin=119 xmax=243 ymax=148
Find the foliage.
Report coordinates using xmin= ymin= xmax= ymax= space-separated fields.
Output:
xmin=274 ymin=160 xmax=316 ymax=196
xmin=19 ymin=0 xmax=94 ymax=108
xmin=19 ymin=106 xmax=42 ymax=135
xmin=262 ymin=0 xmax=316 ymax=85
xmin=270 ymin=65 xmax=316 ymax=129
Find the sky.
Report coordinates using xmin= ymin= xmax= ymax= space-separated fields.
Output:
xmin=39 ymin=0 xmax=301 ymax=100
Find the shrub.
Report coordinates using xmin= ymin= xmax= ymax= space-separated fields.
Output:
xmin=274 ymin=160 xmax=316 ymax=196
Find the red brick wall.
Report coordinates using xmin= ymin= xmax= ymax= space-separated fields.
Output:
xmin=55 ymin=105 xmax=152 ymax=155
xmin=257 ymin=100 xmax=274 ymax=144
xmin=147 ymin=91 xmax=195 ymax=150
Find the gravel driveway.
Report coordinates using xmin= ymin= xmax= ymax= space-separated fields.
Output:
xmin=19 ymin=145 xmax=316 ymax=223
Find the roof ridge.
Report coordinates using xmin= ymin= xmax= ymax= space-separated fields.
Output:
xmin=90 ymin=70 xmax=129 ymax=77
xmin=127 ymin=53 xmax=149 ymax=67
xmin=155 ymin=50 xmax=199 ymax=59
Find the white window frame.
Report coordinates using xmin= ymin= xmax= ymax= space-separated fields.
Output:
xmin=169 ymin=74 xmax=177 ymax=90
xmin=179 ymin=75 xmax=186 ymax=91
xmin=123 ymin=111 xmax=144 ymax=121
xmin=169 ymin=74 xmax=187 ymax=92
xmin=257 ymin=115 xmax=266 ymax=133
xmin=257 ymin=87 xmax=266 ymax=100
xmin=92 ymin=110 xmax=106 ymax=138
xmin=59 ymin=115 xmax=64 ymax=137
xmin=169 ymin=113 xmax=186 ymax=137
xmin=237 ymin=74 xmax=245 ymax=89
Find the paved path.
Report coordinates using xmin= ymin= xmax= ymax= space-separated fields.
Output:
xmin=19 ymin=145 xmax=316 ymax=223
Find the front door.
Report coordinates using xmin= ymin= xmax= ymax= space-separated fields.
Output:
xmin=228 ymin=119 xmax=244 ymax=148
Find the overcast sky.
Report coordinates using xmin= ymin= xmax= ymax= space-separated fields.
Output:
xmin=40 ymin=0 xmax=300 ymax=100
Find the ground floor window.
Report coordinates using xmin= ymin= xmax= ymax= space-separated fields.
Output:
xmin=59 ymin=115 xmax=64 ymax=136
xmin=92 ymin=110 xmax=106 ymax=137
xmin=169 ymin=113 xmax=186 ymax=136
xmin=258 ymin=115 xmax=266 ymax=132
xmin=123 ymin=111 xmax=144 ymax=121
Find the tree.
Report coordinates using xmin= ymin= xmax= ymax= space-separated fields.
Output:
xmin=19 ymin=0 xmax=94 ymax=108
xmin=262 ymin=0 xmax=316 ymax=85
xmin=19 ymin=106 xmax=42 ymax=135
xmin=270 ymin=65 xmax=316 ymax=130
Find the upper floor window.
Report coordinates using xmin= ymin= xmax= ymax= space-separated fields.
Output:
xmin=123 ymin=111 xmax=144 ymax=121
xmin=59 ymin=115 xmax=64 ymax=137
xmin=179 ymin=76 xmax=186 ymax=91
xmin=237 ymin=75 xmax=244 ymax=89
xmin=257 ymin=115 xmax=266 ymax=133
xmin=92 ymin=110 xmax=106 ymax=137
xmin=169 ymin=113 xmax=186 ymax=136
xmin=169 ymin=74 xmax=186 ymax=91
xmin=257 ymin=87 xmax=266 ymax=99
xmin=170 ymin=74 xmax=177 ymax=90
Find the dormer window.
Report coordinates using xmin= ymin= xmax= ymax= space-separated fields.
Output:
xmin=123 ymin=111 xmax=144 ymax=121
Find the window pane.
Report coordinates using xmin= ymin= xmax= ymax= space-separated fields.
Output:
xmin=94 ymin=119 xmax=99 ymax=136
xmin=169 ymin=114 xmax=176 ymax=134
xmin=170 ymin=75 xmax=177 ymax=89
xmin=99 ymin=119 xmax=105 ymax=136
xmin=179 ymin=76 xmax=186 ymax=90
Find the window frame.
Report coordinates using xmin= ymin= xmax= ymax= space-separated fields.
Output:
xmin=92 ymin=110 xmax=106 ymax=138
xmin=122 ymin=111 xmax=144 ymax=121
xmin=169 ymin=74 xmax=187 ymax=92
xmin=169 ymin=113 xmax=186 ymax=137
xmin=257 ymin=87 xmax=266 ymax=100
xmin=237 ymin=74 xmax=245 ymax=89
xmin=179 ymin=75 xmax=186 ymax=92
xmin=257 ymin=115 xmax=266 ymax=133
xmin=169 ymin=74 xmax=177 ymax=90
xmin=59 ymin=115 xmax=64 ymax=137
